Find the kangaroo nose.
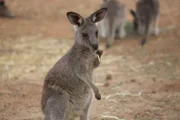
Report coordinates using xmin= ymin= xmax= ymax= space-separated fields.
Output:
xmin=92 ymin=44 xmax=98 ymax=50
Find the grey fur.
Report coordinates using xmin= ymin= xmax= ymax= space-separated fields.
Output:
xmin=41 ymin=8 xmax=107 ymax=120
xmin=131 ymin=0 xmax=160 ymax=45
xmin=98 ymin=0 xmax=127 ymax=48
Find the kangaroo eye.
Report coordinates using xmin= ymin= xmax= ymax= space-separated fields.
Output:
xmin=82 ymin=33 xmax=89 ymax=39
xmin=95 ymin=31 xmax=98 ymax=38
xmin=82 ymin=33 xmax=89 ymax=38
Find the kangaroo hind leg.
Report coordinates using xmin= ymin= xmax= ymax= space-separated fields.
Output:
xmin=44 ymin=93 xmax=69 ymax=120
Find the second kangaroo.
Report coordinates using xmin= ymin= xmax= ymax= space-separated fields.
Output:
xmin=131 ymin=0 xmax=160 ymax=45
xmin=98 ymin=0 xmax=127 ymax=48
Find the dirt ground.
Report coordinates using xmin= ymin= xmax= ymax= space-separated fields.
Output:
xmin=0 ymin=0 xmax=180 ymax=120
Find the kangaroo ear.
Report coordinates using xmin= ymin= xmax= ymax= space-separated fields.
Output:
xmin=130 ymin=9 xmax=139 ymax=21
xmin=130 ymin=9 xmax=136 ymax=18
xmin=89 ymin=8 xmax=107 ymax=23
xmin=66 ymin=12 xmax=84 ymax=26
xmin=130 ymin=9 xmax=138 ymax=31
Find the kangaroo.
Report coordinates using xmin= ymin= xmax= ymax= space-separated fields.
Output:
xmin=98 ymin=0 xmax=127 ymax=48
xmin=0 ymin=0 xmax=14 ymax=18
xmin=41 ymin=8 xmax=107 ymax=120
xmin=130 ymin=0 xmax=160 ymax=45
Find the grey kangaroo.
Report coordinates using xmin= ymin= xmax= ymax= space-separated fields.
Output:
xmin=130 ymin=0 xmax=160 ymax=45
xmin=41 ymin=8 xmax=107 ymax=120
xmin=98 ymin=0 xmax=127 ymax=48
xmin=0 ymin=0 xmax=14 ymax=18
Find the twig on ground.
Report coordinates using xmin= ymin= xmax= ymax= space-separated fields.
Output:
xmin=128 ymin=65 xmax=138 ymax=72
xmin=105 ymin=91 xmax=142 ymax=99
xmin=100 ymin=115 xmax=125 ymax=120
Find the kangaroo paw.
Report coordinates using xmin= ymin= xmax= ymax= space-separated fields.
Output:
xmin=95 ymin=92 xmax=101 ymax=100
xmin=96 ymin=50 xmax=103 ymax=58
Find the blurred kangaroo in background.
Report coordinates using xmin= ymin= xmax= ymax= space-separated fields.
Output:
xmin=98 ymin=0 xmax=127 ymax=48
xmin=41 ymin=8 xmax=107 ymax=120
xmin=130 ymin=0 xmax=160 ymax=45
xmin=0 ymin=0 xmax=14 ymax=18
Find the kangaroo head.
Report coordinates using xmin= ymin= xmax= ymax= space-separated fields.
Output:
xmin=67 ymin=8 xmax=107 ymax=50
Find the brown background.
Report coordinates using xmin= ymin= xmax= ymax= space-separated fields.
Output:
xmin=0 ymin=0 xmax=180 ymax=120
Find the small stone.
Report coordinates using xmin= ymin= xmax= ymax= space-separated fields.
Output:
xmin=21 ymin=94 xmax=26 ymax=97
xmin=106 ymin=74 xmax=112 ymax=81
xmin=153 ymin=77 xmax=156 ymax=82
xmin=152 ymin=90 xmax=156 ymax=94
xmin=130 ymin=79 xmax=136 ymax=83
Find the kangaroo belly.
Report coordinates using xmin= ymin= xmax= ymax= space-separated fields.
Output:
xmin=67 ymin=87 xmax=93 ymax=119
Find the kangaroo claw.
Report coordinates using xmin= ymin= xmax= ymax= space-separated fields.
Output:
xmin=95 ymin=92 xmax=101 ymax=100
xmin=96 ymin=50 xmax=103 ymax=58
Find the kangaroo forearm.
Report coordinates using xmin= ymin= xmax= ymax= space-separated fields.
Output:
xmin=94 ymin=49 xmax=103 ymax=68
xmin=76 ymin=74 xmax=101 ymax=100
xmin=77 ymin=74 xmax=96 ymax=91
xmin=94 ymin=55 xmax=100 ymax=68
